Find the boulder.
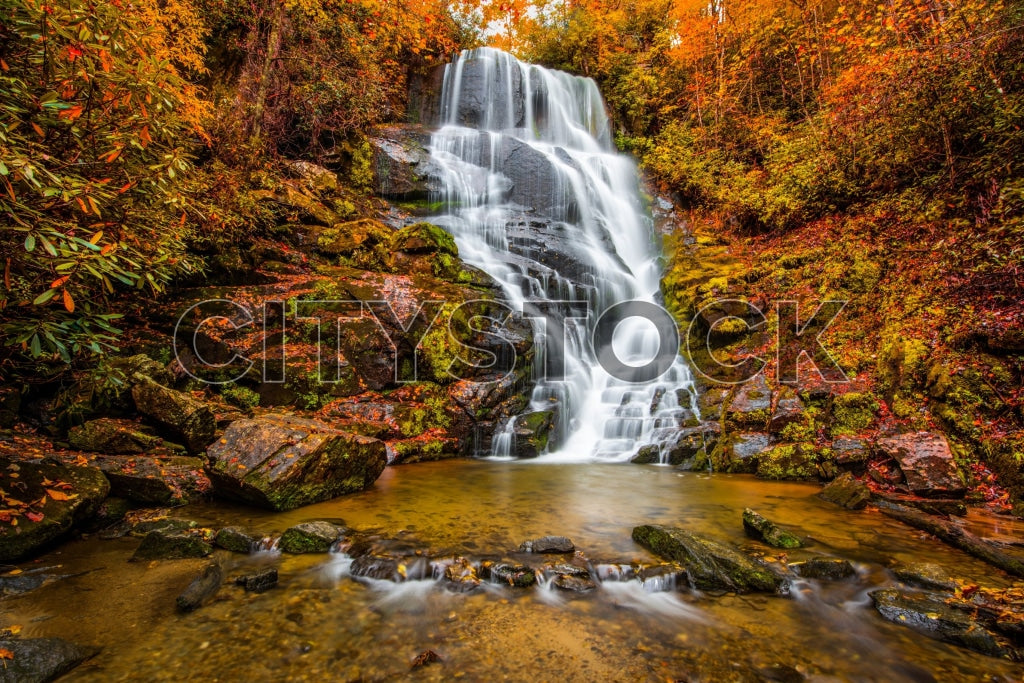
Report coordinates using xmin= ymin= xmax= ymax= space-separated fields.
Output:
xmin=631 ymin=524 xmax=782 ymax=593
xmin=68 ymin=418 xmax=161 ymax=454
xmin=214 ymin=526 xmax=261 ymax=554
xmin=630 ymin=444 xmax=661 ymax=464
xmin=390 ymin=222 xmax=458 ymax=256
xmin=278 ymin=521 xmax=342 ymax=554
xmin=350 ymin=555 xmax=401 ymax=580
xmin=543 ymin=563 xmax=597 ymax=593
xmin=742 ymin=509 xmax=803 ymax=549
xmin=832 ymin=438 xmax=870 ymax=470
xmin=94 ymin=455 xmax=208 ymax=505
xmin=875 ymin=432 xmax=966 ymax=498
xmin=756 ymin=443 xmax=819 ymax=480
xmin=206 ymin=414 xmax=386 ymax=511
xmin=366 ymin=125 xmax=442 ymax=198
xmin=769 ymin=396 xmax=804 ymax=433
xmin=0 ymin=460 xmax=109 ymax=562
xmin=449 ymin=54 xmax=526 ymax=128
xmin=235 ymin=567 xmax=278 ymax=593
xmin=696 ymin=387 xmax=729 ymax=422
xmin=131 ymin=529 xmax=212 ymax=561
xmin=717 ymin=432 xmax=770 ymax=473
xmin=791 ymin=558 xmax=855 ymax=580
xmin=519 ymin=536 xmax=574 ymax=554
xmin=819 ymin=472 xmax=871 ymax=510
xmin=131 ymin=376 xmax=216 ymax=454
xmin=285 ymin=159 xmax=338 ymax=194
xmin=176 ymin=561 xmax=223 ymax=612
xmin=313 ymin=218 xmax=393 ymax=259
xmin=0 ymin=638 xmax=97 ymax=683
xmin=871 ymin=589 xmax=1017 ymax=659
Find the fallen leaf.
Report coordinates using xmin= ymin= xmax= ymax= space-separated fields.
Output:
xmin=46 ymin=489 xmax=72 ymax=501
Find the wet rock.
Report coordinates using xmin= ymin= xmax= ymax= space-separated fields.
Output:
xmin=871 ymin=589 xmax=1016 ymax=659
xmin=235 ymin=567 xmax=278 ymax=593
xmin=68 ymin=418 xmax=161 ymax=454
xmin=630 ymin=444 xmax=661 ymax=464
xmin=756 ymin=443 xmax=820 ymax=480
xmin=252 ymin=184 xmax=341 ymax=226
xmin=769 ymin=396 xmax=804 ymax=433
xmin=0 ymin=566 xmax=72 ymax=597
xmin=726 ymin=375 xmax=772 ymax=429
xmin=350 ymin=555 xmax=401 ymax=581
xmin=313 ymin=218 xmax=393 ymax=261
xmin=442 ymin=557 xmax=481 ymax=592
xmin=544 ymin=563 xmax=597 ymax=593
xmin=278 ymin=521 xmax=342 ymax=554
xmin=832 ymin=438 xmax=870 ymax=470
xmin=872 ymin=491 xmax=967 ymax=517
xmin=94 ymin=455 xmax=208 ymax=505
xmin=87 ymin=496 xmax=130 ymax=531
xmin=176 ymin=561 xmax=223 ymax=612
xmin=131 ymin=529 xmax=212 ymax=561
xmin=368 ymin=126 xmax=444 ymax=199
xmin=717 ymin=432 xmax=771 ymax=473
xmin=450 ymin=54 xmax=525 ymax=128
xmin=819 ymin=472 xmax=871 ymax=510
xmin=875 ymin=432 xmax=967 ymax=498
xmin=742 ymin=509 xmax=803 ymax=549
xmin=696 ymin=387 xmax=729 ymax=422
xmin=510 ymin=410 xmax=557 ymax=459
xmin=636 ymin=564 xmax=687 ymax=591
xmin=519 ymin=535 xmax=574 ymax=554
xmin=891 ymin=562 xmax=959 ymax=592
xmin=0 ymin=459 xmax=109 ymax=562
xmin=500 ymin=138 xmax=573 ymax=220
xmin=131 ymin=375 xmax=216 ymax=454
xmin=214 ymin=526 xmax=261 ymax=554
xmin=206 ymin=414 xmax=386 ymax=511
xmin=483 ymin=562 xmax=536 ymax=587
xmin=791 ymin=558 xmax=856 ymax=580
xmin=0 ymin=637 xmax=97 ymax=683
xmin=411 ymin=649 xmax=443 ymax=668
xmin=632 ymin=524 xmax=782 ymax=593
xmin=668 ymin=423 xmax=720 ymax=469
xmin=128 ymin=516 xmax=197 ymax=537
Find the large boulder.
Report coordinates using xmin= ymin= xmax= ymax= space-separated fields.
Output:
xmin=631 ymin=524 xmax=782 ymax=593
xmin=94 ymin=455 xmax=208 ymax=505
xmin=206 ymin=414 xmax=386 ymax=511
xmin=131 ymin=376 xmax=216 ymax=454
xmin=0 ymin=460 xmax=109 ymax=562
xmin=875 ymin=432 xmax=966 ymax=498
xmin=366 ymin=125 xmax=442 ymax=198
xmin=447 ymin=53 xmax=526 ymax=129
xmin=0 ymin=637 xmax=97 ymax=683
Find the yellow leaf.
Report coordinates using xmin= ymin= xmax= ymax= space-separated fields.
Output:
xmin=89 ymin=230 xmax=103 ymax=245
xmin=47 ymin=488 xmax=73 ymax=501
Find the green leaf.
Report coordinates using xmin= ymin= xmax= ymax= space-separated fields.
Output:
xmin=33 ymin=288 xmax=57 ymax=305
xmin=25 ymin=234 xmax=35 ymax=252
xmin=30 ymin=335 xmax=41 ymax=357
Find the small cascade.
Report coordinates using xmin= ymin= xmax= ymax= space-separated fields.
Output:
xmin=428 ymin=47 xmax=698 ymax=461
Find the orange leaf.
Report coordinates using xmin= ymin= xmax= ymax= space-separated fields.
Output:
xmin=47 ymin=488 xmax=71 ymax=501
xmin=51 ymin=276 xmax=69 ymax=289
xmin=62 ymin=290 xmax=74 ymax=313
xmin=31 ymin=122 xmax=45 ymax=138
xmin=25 ymin=511 xmax=44 ymax=523
xmin=59 ymin=104 xmax=84 ymax=121
xmin=0 ymin=647 xmax=12 ymax=660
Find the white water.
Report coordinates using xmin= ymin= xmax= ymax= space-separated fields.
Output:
xmin=428 ymin=48 xmax=697 ymax=462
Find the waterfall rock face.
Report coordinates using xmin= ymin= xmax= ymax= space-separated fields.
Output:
xmin=425 ymin=48 xmax=699 ymax=461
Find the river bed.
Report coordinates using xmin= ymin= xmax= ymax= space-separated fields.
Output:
xmin=4 ymin=461 xmax=1023 ymax=681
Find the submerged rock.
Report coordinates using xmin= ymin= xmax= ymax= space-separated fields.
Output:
xmin=819 ymin=472 xmax=871 ymax=510
xmin=131 ymin=376 xmax=216 ymax=454
xmin=631 ymin=524 xmax=782 ymax=593
xmin=791 ymin=558 xmax=856 ymax=580
xmin=176 ymin=561 xmax=223 ymax=612
xmin=544 ymin=563 xmax=597 ymax=593
xmin=349 ymin=555 xmax=401 ymax=581
xmin=278 ymin=521 xmax=342 ymax=554
xmin=0 ymin=459 xmax=109 ymax=562
xmin=875 ymin=432 xmax=967 ymax=498
xmin=871 ymin=589 xmax=1017 ymax=659
xmin=742 ymin=509 xmax=803 ymax=549
xmin=235 ymin=567 xmax=278 ymax=593
xmin=891 ymin=562 xmax=959 ymax=592
xmin=132 ymin=529 xmax=212 ymax=561
xmin=519 ymin=535 xmax=574 ymax=554
xmin=206 ymin=414 xmax=386 ymax=511
xmin=0 ymin=637 xmax=97 ymax=683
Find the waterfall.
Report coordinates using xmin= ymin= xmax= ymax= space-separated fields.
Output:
xmin=427 ymin=47 xmax=698 ymax=462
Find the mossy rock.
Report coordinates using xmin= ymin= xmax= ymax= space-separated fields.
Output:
xmin=391 ymin=222 xmax=458 ymax=256
xmin=279 ymin=521 xmax=342 ymax=553
xmin=756 ymin=443 xmax=820 ymax=480
xmin=742 ymin=508 xmax=803 ymax=548
xmin=829 ymin=392 xmax=880 ymax=437
xmin=131 ymin=529 xmax=212 ymax=561
xmin=214 ymin=526 xmax=261 ymax=554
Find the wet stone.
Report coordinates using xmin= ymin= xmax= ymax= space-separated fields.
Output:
xmin=235 ymin=567 xmax=279 ymax=593
xmin=214 ymin=526 xmax=261 ymax=554
xmin=176 ymin=561 xmax=223 ymax=612
xmin=742 ymin=508 xmax=803 ymax=549
xmin=278 ymin=521 xmax=342 ymax=554
xmin=791 ymin=558 xmax=856 ymax=581
xmin=519 ymin=535 xmax=575 ymax=554
xmin=891 ymin=562 xmax=959 ymax=592
xmin=0 ymin=637 xmax=98 ymax=683
xmin=819 ymin=472 xmax=871 ymax=510
xmin=131 ymin=529 xmax=212 ymax=561
xmin=484 ymin=562 xmax=536 ymax=588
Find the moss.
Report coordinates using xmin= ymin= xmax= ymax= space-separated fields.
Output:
xmin=348 ymin=136 xmax=375 ymax=192
xmin=756 ymin=443 xmax=820 ymax=480
xmin=391 ymin=222 xmax=459 ymax=256
xmin=829 ymin=392 xmax=880 ymax=437
xmin=222 ymin=385 xmax=259 ymax=411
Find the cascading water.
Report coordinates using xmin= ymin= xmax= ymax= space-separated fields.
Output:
xmin=428 ymin=48 xmax=698 ymax=462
